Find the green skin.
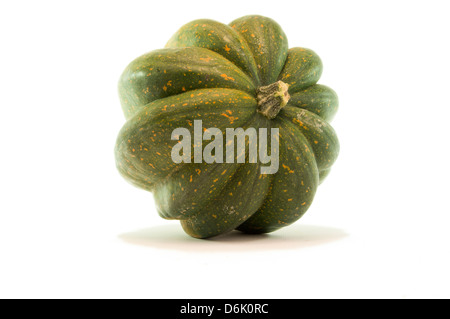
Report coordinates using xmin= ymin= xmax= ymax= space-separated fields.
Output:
xmin=115 ymin=15 xmax=340 ymax=238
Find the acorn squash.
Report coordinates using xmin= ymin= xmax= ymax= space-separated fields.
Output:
xmin=115 ymin=15 xmax=339 ymax=238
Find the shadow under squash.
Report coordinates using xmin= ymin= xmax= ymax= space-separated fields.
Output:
xmin=119 ymin=223 xmax=347 ymax=252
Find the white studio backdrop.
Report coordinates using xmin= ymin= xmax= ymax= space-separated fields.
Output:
xmin=0 ymin=0 xmax=449 ymax=298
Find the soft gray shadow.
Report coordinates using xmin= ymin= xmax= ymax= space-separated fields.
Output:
xmin=119 ymin=223 xmax=348 ymax=252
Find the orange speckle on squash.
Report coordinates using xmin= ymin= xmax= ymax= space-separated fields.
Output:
xmin=220 ymin=112 xmax=237 ymax=124
xmin=282 ymin=164 xmax=294 ymax=173
xmin=220 ymin=74 xmax=235 ymax=81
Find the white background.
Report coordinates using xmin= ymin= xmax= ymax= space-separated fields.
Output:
xmin=1 ymin=0 xmax=449 ymax=299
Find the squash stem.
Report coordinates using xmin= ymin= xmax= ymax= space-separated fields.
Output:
xmin=256 ymin=80 xmax=290 ymax=119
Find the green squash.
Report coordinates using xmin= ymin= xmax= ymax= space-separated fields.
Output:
xmin=115 ymin=15 xmax=339 ymax=238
